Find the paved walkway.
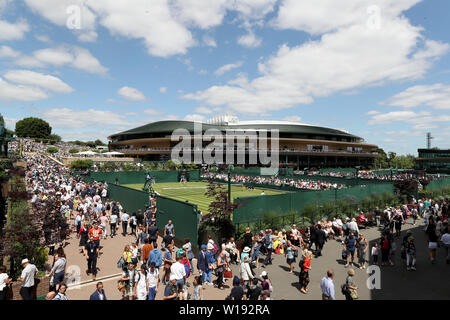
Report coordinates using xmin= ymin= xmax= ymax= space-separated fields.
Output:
xmin=64 ymin=216 xmax=449 ymax=300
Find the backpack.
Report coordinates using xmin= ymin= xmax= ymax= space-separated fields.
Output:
xmin=183 ymin=261 xmax=191 ymax=277
xmin=213 ymin=243 xmax=218 ymax=255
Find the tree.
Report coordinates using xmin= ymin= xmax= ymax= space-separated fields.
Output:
xmin=15 ymin=117 xmax=52 ymax=139
xmin=46 ymin=147 xmax=58 ymax=154
xmin=391 ymin=154 xmax=415 ymax=169
xmin=48 ymin=134 xmax=62 ymax=142
xmin=94 ymin=139 xmax=106 ymax=146
xmin=69 ymin=148 xmax=79 ymax=154
xmin=70 ymin=159 xmax=93 ymax=170
xmin=372 ymin=148 xmax=388 ymax=169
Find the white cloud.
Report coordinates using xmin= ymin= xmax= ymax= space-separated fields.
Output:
xmin=232 ymin=0 xmax=278 ymax=20
xmin=0 ymin=19 xmax=29 ymax=40
xmin=366 ymin=110 xmax=380 ymax=115
xmin=194 ymin=107 xmax=213 ymax=114
xmin=40 ymin=107 xmax=131 ymax=129
xmin=35 ymin=35 xmax=52 ymax=44
xmin=184 ymin=114 xmax=206 ymax=122
xmin=184 ymin=12 xmax=449 ymax=115
xmin=77 ymin=31 xmax=98 ymax=43
xmin=23 ymin=0 xmax=277 ymax=58
xmin=24 ymin=0 xmax=97 ymax=42
xmin=159 ymin=87 xmax=167 ymax=94
xmin=171 ymin=0 xmax=227 ymax=29
xmin=367 ymin=110 xmax=450 ymax=125
xmin=13 ymin=45 xmax=108 ymax=74
xmin=384 ymin=83 xmax=450 ymax=110
xmin=4 ymin=117 xmax=17 ymax=130
xmin=214 ymin=61 xmax=244 ymax=76
xmin=3 ymin=70 xmax=74 ymax=93
xmin=118 ymin=86 xmax=147 ymax=101
xmin=143 ymin=109 xmax=164 ymax=115
xmin=273 ymin=0 xmax=422 ymax=35
xmin=237 ymin=31 xmax=262 ymax=48
xmin=202 ymin=35 xmax=217 ymax=47
xmin=0 ymin=77 xmax=48 ymax=101
xmin=0 ymin=45 xmax=20 ymax=58
xmin=283 ymin=115 xmax=302 ymax=122
xmin=88 ymin=0 xmax=195 ymax=57
xmin=71 ymin=47 xmax=108 ymax=74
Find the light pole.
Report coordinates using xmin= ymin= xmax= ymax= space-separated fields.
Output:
xmin=228 ymin=164 xmax=234 ymax=203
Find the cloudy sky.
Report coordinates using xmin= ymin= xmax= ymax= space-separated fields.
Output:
xmin=0 ymin=0 xmax=449 ymax=154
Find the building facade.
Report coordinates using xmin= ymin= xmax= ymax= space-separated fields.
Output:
xmin=416 ymin=149 xmax=450 ymax=173
xmin=108 ymin=117 xmax=378 ymax=169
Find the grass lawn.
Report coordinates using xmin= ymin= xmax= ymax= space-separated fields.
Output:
xmin=123 ymin=181 xmax=286 ymax=214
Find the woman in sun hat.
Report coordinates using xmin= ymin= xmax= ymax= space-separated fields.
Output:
xmin=260 ymin=271 xmax=273 ymax=294
xmin=241 ymin=246 xmax=251 ymax=262
xmin=240 ymin=256 xmax=254 ymax=288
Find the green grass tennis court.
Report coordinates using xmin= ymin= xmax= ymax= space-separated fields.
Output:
xmin=123 ymin=181 xmax=286 ymax=214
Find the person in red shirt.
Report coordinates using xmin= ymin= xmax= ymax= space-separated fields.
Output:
xmin=89 ymin=222 xmax=103 ymax=248
xmin=299 ymin=250 xmax=312 ymax=294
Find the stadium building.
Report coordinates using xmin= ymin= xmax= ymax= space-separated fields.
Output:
xmin=416 ymin=148 xmax=450 ymax=174
xmin=108 ymin=116 xmax=378 ymax=168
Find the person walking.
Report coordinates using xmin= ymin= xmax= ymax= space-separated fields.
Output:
xmin=121 ymin=210 xmax=130 ymax=236
xmin=426 ymin=217 xmax=439 ymax=264
xmin=299 ymin=250 xmax=312 ymax=294
xmin=0 ymin=265 xmax=12 ymax=301
xmin=405 ymin=236 xmax=417 ymax=271
xmin=375 ymin=207 xmax=381 ymax=228
xmin=315 ymin=225 xmax=326 ymax=257
xmin=134 ymin=264 xmax=149 ymax=300
xmin=46 ymin=253 xmax=66 ymax=292
xmin=320 ymin=269 xmax=335 ymax=300
xmin=84 ymin=235 xmax=100 ymax=281
xmin=197 ymin=244 xmax=208 ymax=282
xmin=215 ymin=250 xmax=228 ymax=290
xmin=262 ymin=229 xmax=275 ymax=267
xmin=110 ymin=209 xmax=118 ymax=238
xmin=147 ymin=262 xmax=159 ymax=300
xmin=344 ymin=232 xmax=357 ymax=267
xmin=192 ymin=276 xmax=203 ymax=300
xmin=285 ymin=241 xmax=297 ymax=273
xmin=343 ymin=268 xmax=358 ymax=300
xmin=18 ymin=259 xmax=38 ymax=300
xmin=148 ymin=222 xmax=158 ymax=248
xmin=90 ymin=282 xmax=107 ymax=300
xmin=380 ymin=233 xmax=392 ymax=266
xmin=240 ymin=256 xmax=254 ymax=288
xmin=357 ymin=233 xmax=368 ymax=269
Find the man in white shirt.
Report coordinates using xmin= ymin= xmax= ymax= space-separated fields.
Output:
xmin=121 ymin=211 xmax=130 ymax=236
xmin=18 ymin=259 xmax=38 ymax=300
xmin=170 ymin=255 xmax=186 ymax=299
xmin=147 ymin=262 xmax=159 ymax=300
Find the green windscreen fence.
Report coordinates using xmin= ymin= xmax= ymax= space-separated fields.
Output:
xmin=319 ymin=168 xmax=357 ymax=174
xmin=233 ymin=183 xmax=395 ymax=224
xmin=426 ymin=178 xmax=450 ymax=190
xmin=88 ymin=170 xmax=201 ymax=185
xmin=155 ymin=195 xmax=199 ymax=246
xmin=79 ymin=175 xmax=199 ymax=247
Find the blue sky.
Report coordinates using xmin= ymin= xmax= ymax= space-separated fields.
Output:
xmin=0 ymin=0 xmax=449 ymax=155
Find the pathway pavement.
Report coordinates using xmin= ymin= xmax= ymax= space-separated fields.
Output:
xmin=65 ymin=216 xmax=450 ymax=300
